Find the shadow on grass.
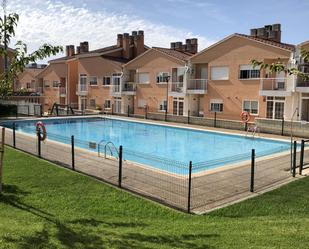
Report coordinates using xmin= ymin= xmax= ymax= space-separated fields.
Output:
xmin=1 ymin=184 xmax=217 ymax=248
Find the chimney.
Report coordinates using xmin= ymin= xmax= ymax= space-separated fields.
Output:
xmin=133 ymin=30 xmax=145 ymax=57
xmin=190 ymin=38 xmax=198 ymax=54
xmin=122 ymin=33 xmax=130 ymax=59
xmin=117 ymin=34 xmax=123 ymax=47
xmin=80 ymin=41 xmax=89 ymax=53
xmin=66 ymin=45 xmax=70 ymax=57
xmin=170 ymin=42 xmax=176 ymax=50
xmin=68 ymin=45 xmax=75 ymax=57
xmin=76 ymin=46 xmax=81 ymax=54
xmin=175 ymin=42 xmax=183 ymax=52
xmin=250 ymin=24 xmax=282 ymax=43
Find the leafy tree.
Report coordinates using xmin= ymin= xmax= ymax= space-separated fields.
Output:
xmin=0 ymin=12 xmax=63 ymax=98
xmin=251 ymin=50 xmax=309 ymax=81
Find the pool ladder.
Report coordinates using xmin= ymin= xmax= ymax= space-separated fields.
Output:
xmin=98 ymin=139 xmax=119 ymax=159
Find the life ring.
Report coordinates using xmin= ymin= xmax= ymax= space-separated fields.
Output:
xmin=36 ymin=121 xmax=47 ymax=141
xmin=240 ymin=111 xmax=251 ymax=123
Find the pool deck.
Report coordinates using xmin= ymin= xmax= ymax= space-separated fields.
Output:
xmin=1 ymin=115 xmax=306 ymax=214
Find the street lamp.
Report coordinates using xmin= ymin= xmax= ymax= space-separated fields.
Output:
xmin=165 ymin=75 xmax=171 ymax=122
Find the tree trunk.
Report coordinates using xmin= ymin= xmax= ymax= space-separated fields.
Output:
xmin=0 ymin=127 xmax=5 ymax=193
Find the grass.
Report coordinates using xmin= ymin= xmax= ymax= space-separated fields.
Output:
xmin=0 ymin=147 xmax=309 ymax=249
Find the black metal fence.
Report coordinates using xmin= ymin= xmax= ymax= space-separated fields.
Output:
xmin=2 ymin=124 xmax=297 ymax=213
xmin=299 ymin=139 xmax=309 ymax=175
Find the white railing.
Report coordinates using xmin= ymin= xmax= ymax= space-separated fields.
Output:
xmin=297 ymin=73 xmax=309 ymax=87
xmin=59 ymin=87 xmax=66 ymax=96
xmin=169 ymin=82 xmax=184 ymax=93
xmin=77 ymin=83 xmax=88 ymax=93
xmin=122 ymin=82 xmax=136 ymax=92
xmin=260 ymin=78 xmax=287 ymax=91
xmin=187 ymin=79 xmax=208 ymax=91
xmin=110 ymin=84 xmax=121 ymax=94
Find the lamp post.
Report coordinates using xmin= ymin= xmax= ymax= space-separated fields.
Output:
xmin=165 ymin=75 xmax=171 ymax=122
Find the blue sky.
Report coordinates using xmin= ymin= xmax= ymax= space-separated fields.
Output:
xmin=5 ymin=0 xmax=309 ymax=61
xmin=67 ymin=0 xmax=309 ymax=44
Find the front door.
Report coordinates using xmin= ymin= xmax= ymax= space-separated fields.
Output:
xmin=173 ymin=98 xmax=184 ymax=116
xmin=114 ymin=98 xmax=121 ymax=113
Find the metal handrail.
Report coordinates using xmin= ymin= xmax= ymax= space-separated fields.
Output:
xmin=97 ymin=139 xmax=119 ymax=159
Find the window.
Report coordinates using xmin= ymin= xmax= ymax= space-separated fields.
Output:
xmin=89 ymin=99 xmax=96 ymax=108
xmin=53 ymin=81 xmax=59 ymax=88
xmin=89 ymin=76 xmax=98 ymax=86
xmin=266 ymin=97 xmax=285 ymax=119
xmin=79 ymin=74 xmax=87 ymax=91
xmin=104 ymin=100 xmax=111 ymax=109
xmin=103 ymin=76 xmax=111 ymax=86
xmin=210 ymin=99 xmax=223 ymax=112
xmin=158 ymin=100 xmax=167 ymax=111
xmin=157 ymin=72 xmax=169 ymax=83
xmin=43 ymin=80 xmax=50 ymax=87
xmin=138 ymin=73 xmax=150 ymax=84
xmin=239 ymin=65 xmax=260 ymax=79
xmin=172 ymin=68 xmax=185 ymax=83
xmin=243 ymin=100 xmax=259 ymax=115
xmin=211 ymin=67 xmax=229 ymax=80
xmin=26 ymin=82 xmax=31 ymax=89
xmin=138 ymin=99 xmax=146 ymax=108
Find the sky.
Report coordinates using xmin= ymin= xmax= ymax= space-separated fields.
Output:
xmin=4 ymin=0 xmax=309 ymax=62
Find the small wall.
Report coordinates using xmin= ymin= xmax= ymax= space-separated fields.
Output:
xmin=256 ymin=118 xmax=309 ymax=138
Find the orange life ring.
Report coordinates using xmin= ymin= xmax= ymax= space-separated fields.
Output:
xmin=36 ymin=121 xmax=47 ymax=141
xmin=240 ymin=111 xmax=251 ymax=123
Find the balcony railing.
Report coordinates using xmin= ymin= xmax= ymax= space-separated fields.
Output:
xmin=296 ymin=74 xmax=309 ymax=87
xmin=76 ymin=84 xmax=88 ymax=95
xmin=122 ymin=82 xmax=136 ymax=92
xmin=260 ymin=78 xmax=287 ymax=91
xmin=110 ymin=84 xmax=121 ymax=94
xmin=59 ymin=87 xmax=66 ymax=96
xmin=187 ymin=79 xmax=208 ymax=91
xmin=169 ymin=82 xmax=184 ymax=93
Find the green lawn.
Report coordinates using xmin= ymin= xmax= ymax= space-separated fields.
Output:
xmin=0 ymin=147 xmax=309 ymax=249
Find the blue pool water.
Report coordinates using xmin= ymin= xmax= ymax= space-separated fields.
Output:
xmin=2 ymin=117 xmax=290 ymax=174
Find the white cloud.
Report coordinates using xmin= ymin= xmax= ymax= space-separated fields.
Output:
xmin=4 ymin=0 xmax=215 ymax=63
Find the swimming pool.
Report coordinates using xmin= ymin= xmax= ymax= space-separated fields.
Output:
xmin=2 ymin=117 xmax=290 ymax=174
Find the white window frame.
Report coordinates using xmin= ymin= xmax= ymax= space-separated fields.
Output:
xmin=158 ymin=100 xmax=167 ymax=112
xmin=239 ymin=65 xmax=260 ymax=80
xmin=242 ymin=100 xmax=259 ymax=115
xmin=157 ymin=72 xmax=169 ymax=84
xmin=89 ymin=76 xmax=98 ymax=86
xmin=138 ymin=72 xmax=150 ymax=84
xmin=104 ymin=99 xmax=111 ymax=109
xmin=103 ymin=76 xmax=111 ymax=86
xmin=210 ymin=99 xmax=223 ymax=112
xmin=210 ymin=66 xmax=229 ymax=81
xmin=52 ymin=80 xmax=59 ymax=88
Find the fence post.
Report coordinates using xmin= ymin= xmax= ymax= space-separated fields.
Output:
xmin=37 ymin=129 xmax=41 ymax=158
xmin=250 ymin=149 xmax=255 ymax=192
xmin=293 ymin=141 xmax=297 ymax=177
xmin=111 ymin=104 xmax=114 ymax=115
xmin=299 ymin=140 xmax=305 ymax=175
xmin=71 ymin=135 xmax=75 ymax=170
xmin=13 ymin=122 xmax=16 ymax=148
xmin=40 ymin=104 xmax=43 ymax=117
xmin=127 ymin=105 xmax=130 ymax=117
xmin=118 ymin=145 xmax=123 ymax=188
xmin=187 ymin=161 xmax=192 ymax=213
xmin=27 ymin=105 xmax=30 ymax=116
xmin=245 ymin=122 xmax=248 ymax=132
xmin=281 ymin=117 xmax=284 ymax=136
xmin=214 ymin=112 xmax=217 ymax=128
xmin=187 ymin=110 xmax=190 ymax=124
xmin=145 ymin=105 xmax=148 ymax=119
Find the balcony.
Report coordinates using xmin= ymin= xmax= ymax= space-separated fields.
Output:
xmin=169 ymin=82 xmax=185 ymax=97
xmin=110 ymin=84 xmax=121 ymax=97
xmin=76 ymin=84 xmax=88 ymax=96
xmin=122 ymin=82 xmax=136 ymax=95
xmin=259 ymin=78 xmax=292 ymax=97
xmin=187 ymin=79 xmax=208 ymax=94
xmin=296 ymin=74 xmax=309 ymax=93
xmin=59 ymin=87 xmax=66 ymax=97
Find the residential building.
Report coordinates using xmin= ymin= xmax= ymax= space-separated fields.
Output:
xmin=39 ymin=31 xmax=148 ymax=112
xmin=122 ymin=39 xmax=198 ymax=116
xmin=190 ymin=24 xmax=296 ymax=121
xmin=15 ymin=63 xmax=46 ymax=93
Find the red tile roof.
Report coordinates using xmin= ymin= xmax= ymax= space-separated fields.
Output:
xmin=152 ymin=47 xmax=193 ymax=62
xmin=236 ymin=33 xmax=295 ymax=51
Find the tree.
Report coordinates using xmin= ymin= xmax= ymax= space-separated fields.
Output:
xmin=0 ymin=12 xmax=63 ymax=98
xmin=251 ymin=49 xmax=309 ymax=81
